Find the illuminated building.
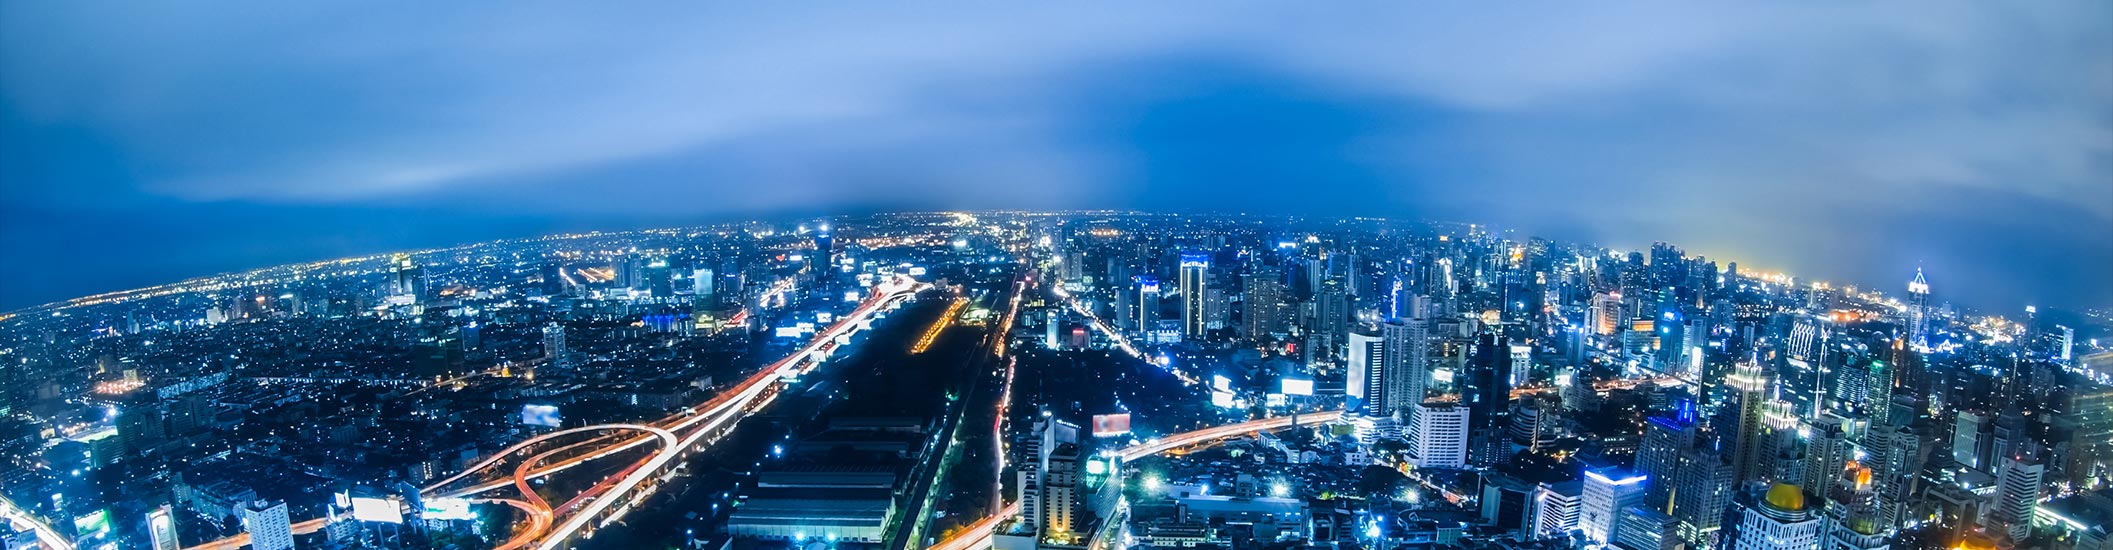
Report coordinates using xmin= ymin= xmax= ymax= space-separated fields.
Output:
xmin=1907 ymin=268 xmax=1931 ymax=349
xmin=1637 ymin=406 xmax=1697 ymax=510
xmin=1179 ymin=252 xmax=1209 ymax=338
xmin=1412 ymin=401 xmax=1467 ymax=469
xmin=1729 ymin=360 xmax=1772 ymax=484
xmin=241 ymin=499 xmax=294 ymax=550
xmin=1982 ymin=456 xmax=2042 ymax=544
xmin=1731 ymin=483 xmax=1822 ymax=550
xmin=148 ymin=505 xmax=179 ymax=550
xmin=1382 ymin=317 xmax=1429 ymax=421
xmin=1581 ymin=467 xmax=1649 ymax=544
xmin=1136 ymin=275 xmax=1161 ymax=334
xmin=1346 ymin=330 xmax=1388 ymax=417
xmin=542 ymin=322 xmax=570 ymax=368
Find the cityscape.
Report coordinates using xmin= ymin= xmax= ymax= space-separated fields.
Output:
xmin=0 ymin=212 xmax=2107 ymax=550
xmin=3 ymin=3 xmax=2111 ymax=550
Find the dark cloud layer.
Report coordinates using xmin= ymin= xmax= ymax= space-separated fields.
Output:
xmin=2 ymin=2 xmax=2109 ymax=311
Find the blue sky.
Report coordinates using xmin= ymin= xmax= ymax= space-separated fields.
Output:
xmin=2 ymin=2 xmax=2109 ymax=311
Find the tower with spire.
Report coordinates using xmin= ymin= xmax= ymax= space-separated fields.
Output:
xmin=1906 ymin=268 xmax=1931 ymax=350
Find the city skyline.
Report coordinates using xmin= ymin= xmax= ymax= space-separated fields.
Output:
xmin=3 ymin=3 xmax=2110 ymax=311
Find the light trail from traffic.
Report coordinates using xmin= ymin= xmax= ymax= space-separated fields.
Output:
xmin=0 ymin=493 xmax=72 ymax=550
xmin=185 ymin=274 xmax=927 ymax=550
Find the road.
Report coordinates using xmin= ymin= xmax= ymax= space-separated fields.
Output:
xmin=924 ymin=410 xmax=1344 ymax=550
xmin=183 ymin=274 xmax=927 ymax=550
xmin=0 ymin=493 xmax=73 ymax=550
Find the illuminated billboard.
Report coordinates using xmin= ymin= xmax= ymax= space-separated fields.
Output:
xmin=520 ymin=404 xmax=561 ymax=427
xmin=1280 ymin=378 xmax=1314 ymax=396
xmin=1090 ymin=414 xmax=1131 ymax=437
xmin=350 ymin=497 xmax=404 ymax=524
xmin=422 ymin=498 xmax=476 ymax=521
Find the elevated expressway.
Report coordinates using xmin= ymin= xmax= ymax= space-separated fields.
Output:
xmin=927 ymin=410 xmax=1344 ymax=550
xmin=184 ymin=274 xmax=927 ymax=550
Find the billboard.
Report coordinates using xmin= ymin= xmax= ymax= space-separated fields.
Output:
xmin=350 ymin=497 xmax=404 ymax=524
xmin=1280 ymin=378 xmax=1314 ymax=396
xmin=520 ymin=404 xmax=561 ymax=427
xmin=1090 ymin=414 xmax=1131 ymax=437
xmin=422 ymin=498 xmax=476 ymax=521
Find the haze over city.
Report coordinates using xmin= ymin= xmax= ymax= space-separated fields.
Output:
xmin=4 ymin=2 xmax=2109 ymax=311
xmin=1 ymin=4 xmax=2112 ymax=550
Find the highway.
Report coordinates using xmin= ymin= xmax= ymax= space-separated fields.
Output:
xmin=0 ymin=493 xmax=73 ymax=550
xmin=924 ymin=410 xmax=1344 ymax=550
xmin=183 ymin=274 xmax=927 ymax=550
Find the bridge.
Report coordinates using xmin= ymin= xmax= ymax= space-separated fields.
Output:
xmin=926 ymin=410 xmax=1344 ymax=550
xmin=182 ymin=274 xmax=927 ymax=550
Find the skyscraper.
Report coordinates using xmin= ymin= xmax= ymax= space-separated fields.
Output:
xmin=1728 ymin=359 xmax=1771 ymax=485
xmin=1581 ymin=467 xmax=1649 ymax=545
xmin=1982 ymin=456 xmax=2042 ymax=544
xmin=1637 ymin=403 xmax=1698 ymax=510
xmin=1179 ymin=252 xmax=1209 ymax=337
xmin=1346 ymin=330 xmax=1388 ymax=418
xmin=1412 ymin=401 xmax=1468 ymax=468
xmin=241 ymin=499 xmax=295 ymax=550
xmin=542 ymin=323 xmax=570 ymax=368
xmin=1906 ymin=268 xmax=1931 ymax=349
xmin=1467 ymin=334 xmax=1513 ymax=465
xmin=1136 ymin=275 xmax=1161 ymax=332
xmin=1381 ymin=318 xmax=1429 ymax=419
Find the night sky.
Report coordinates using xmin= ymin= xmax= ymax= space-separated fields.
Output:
xmin=2 ymin=2 xmax=2109 ymax=311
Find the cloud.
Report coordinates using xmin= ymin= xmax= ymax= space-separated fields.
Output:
xmin=1 ymin=1 xmax=2108 ymax=309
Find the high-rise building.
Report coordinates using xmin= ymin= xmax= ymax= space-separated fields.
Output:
xmin=148 ymin=504 xmax=180 ymax=550
xmin=241 ymin=499 xmax=295 ymax=550
xmin=1312 ymin=278 xmax=1352 ymax=352
xmin=1731 ymin=483 xmax=1822 ymax=550
xmin=1615 ymin=506 xmax=1682 ymax=550
xmin=1581 ymin=467 xmax=1649 ymax=545
xmin=1179 ymin=253 xmax=1210 ymax=338
xmin=1637 ymin=404 xmax=1698 ymax=511
xmin=1137 ymin=275 xmax=1161 ymax=333
xmin=1381 ymin=318 xmax=1429 ymax=419
xmin=542 ymin=323 xmax=570 ymax=368
xmin=1243 ymin=269 xmax=1292 ymax=338
xmin=1534 ymin=481 xmax=1584 ymax=540
xmin=1044 ymin=443 xmax=1084 ymax=542
xmin=1412 ymin=401 xmax=1468 ymax=468
xmin=1346 ymin=331 xmax=1388 ymax=418
xmin=1982 ymin=456 xmax=2042 ymax=544
xmin=1951 ymin=410 xmax=1988 ymax=471
xmin=1906 ymin=268 xmax=1931 ymax=349
xmin=1467 ymin=334 xmax=1514 ymax=466
xmin=1672 ymin=446 xmax=1735 ymax=547
xmin=1728 ymin=360 xmax=1772 ymax=485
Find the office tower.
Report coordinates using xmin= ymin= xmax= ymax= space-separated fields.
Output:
xmin=1137 ymin=276 xmax=1161 ymax=332
xmin=1381 ymin=317 xmax=1429 ymax=420
xmin=149 ymin=504 xmax=180 ymax=550
xmin=388 ymin=252 xmax=428 ymax=302
xmin=2062 ymin=387 xmax=2113 ymax=490
xmin=1983 ymin=456 xmax=2042 ymax=544
xmin=1581 ymin=468 xmax=1649 ymax=545
xmin=1592 ymin=292 xmax=1622 ymax=336
xmin=1890 ymin=339 xmax=1927 ymax=404
xmin=643 ymin=257 xmax=673 ymax=298
xmin=1861 ymin=422 xmax=1923 ymax=529
xmin=1179 ymin=252 xmax=1209 ymax=337
xmin=1637 ymin=404 xmax=1698 ymax=511
xmin=242 ymin=499 xmax=295 ymax=550
xmin=1044 ymin=443 xmax=1083 ymax=541
xmin=1243 ymin=269 xmax=1292 ymax=338
xmin=1312 ymin=278 xmax=1352 ymax=351
xmin=692 ymin=267 xmax=715 ymax=299
xmin=1728 ymin=360 xmax=1771 ymax=485
xmin=1803 ymin=416 xmax=1854 ymax=498
xmin=1467 ymin=334 xmax=1513 ymax=465
xmin=1731 ymin=484 xmax=1821 ymax=550
xmin=614 ymin=252 xmax=642 ymax=289
xmin=1508 ymin=398 xmax=1552 ymax=454
xmin=1346 ymin=331 xmax=1388 ymax=418
xmin=1951 ymin=410 xmax=1988 ymax=470
xmin=1046 ymin=309 xmax=1060 ymax=350
xmin=813 ymin=223 xmax=834 ymax=273
xmin=1672 ymin=447 xmax=1735 ymax=547
xmin=542 ymin=323 xmax=570 ymax=368
xmin=1905 ymin=268 xmax=1932 ymax=350
xmin=1615 ymin=506 xmax=1681 ymax=550
xmin=1534 ymin=481 xmax=1585 ymax=540
xmin=1412 ymin=402 xmax=1468 ymax=468
xmin=1202 ymin=285 xmax=1230 ymax=331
